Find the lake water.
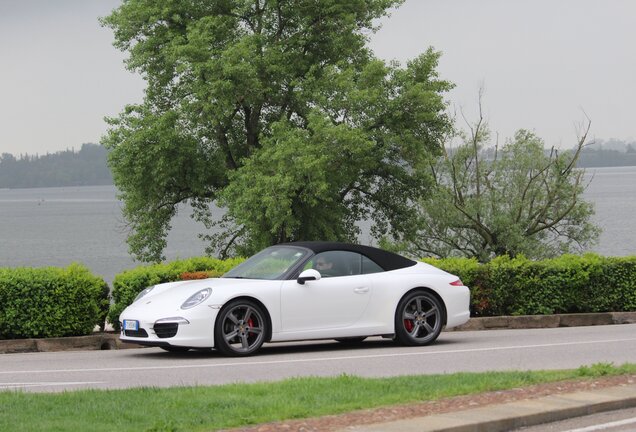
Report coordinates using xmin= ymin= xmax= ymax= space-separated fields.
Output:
xmin=1 ymin=165 xmax=635 ymax=284
xmin=0 ymin=186 xmax=208 ymax=284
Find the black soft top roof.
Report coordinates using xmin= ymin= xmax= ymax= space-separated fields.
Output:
xmin=279 ymin=241 xmax=417 ymax=271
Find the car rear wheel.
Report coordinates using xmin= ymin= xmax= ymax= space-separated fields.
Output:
xmin=214 ymin=299 xmax=267 ymax=356
xmin=395 ymin=290 xmax=443 ymax=346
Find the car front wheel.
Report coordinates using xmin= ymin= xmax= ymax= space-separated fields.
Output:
xmin=214 ymin=299 xmax=267 ymax=356
xmin=395 ymin=290 xmax=443 ymax=346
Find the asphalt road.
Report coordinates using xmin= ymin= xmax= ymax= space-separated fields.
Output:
xmin=1 ymin=324 xmax=635 ymax=393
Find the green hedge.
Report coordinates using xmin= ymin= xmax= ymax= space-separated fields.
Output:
xmin=2 ymin=253 xmax=635 ymax=339
xmin=108 ymin=256 xmax=244 ymax=329
xmin=425 ymin=254 xmax=636 ymax=316
xmin=0 ymin=264 xmax=109 ymax=339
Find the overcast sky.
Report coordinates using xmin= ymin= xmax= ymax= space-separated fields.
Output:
xmin=1 ymin=0 xmax=634 ymax=156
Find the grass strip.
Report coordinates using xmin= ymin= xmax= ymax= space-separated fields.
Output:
xmin=0 ymin=362 xmax=633 ymax=432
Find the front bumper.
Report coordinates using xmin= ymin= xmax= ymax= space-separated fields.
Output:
xmin=119 ymin=305 xmax=219 ymax=349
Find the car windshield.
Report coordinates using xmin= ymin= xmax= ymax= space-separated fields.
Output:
xmin=222 ymin=246 xmax=310 ymax=280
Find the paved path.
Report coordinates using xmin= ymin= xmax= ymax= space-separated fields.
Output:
xmin=343 ymin=384 xmax=636 ymax=432
xmin=512 ymin=407 xmax=636 ymax=432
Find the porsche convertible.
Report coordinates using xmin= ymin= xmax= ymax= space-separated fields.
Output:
xmin=119 ymin=242 xmax=470 ymax=356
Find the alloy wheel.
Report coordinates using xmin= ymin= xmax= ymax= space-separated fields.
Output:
xmin=215 ymin=300 xmax=267 ymax=356
xmin=395 ymin=291 xmax=443 ymax=346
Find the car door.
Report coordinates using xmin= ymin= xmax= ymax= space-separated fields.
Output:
xmin=280 ymin=251 xmax=372 ymax=332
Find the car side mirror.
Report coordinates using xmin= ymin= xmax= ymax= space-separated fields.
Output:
xmin=297 ymin=269 xmax=321 ymax=285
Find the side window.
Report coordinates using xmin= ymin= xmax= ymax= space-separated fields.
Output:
xmin=310 ymin=251 xmax=362 ymax=278
xmin=361 ymin=255 xmax=384 ymax=274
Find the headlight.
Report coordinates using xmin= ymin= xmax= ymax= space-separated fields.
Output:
xmin=181 ymin=288 xmax=212 ymax=310
xmin=134 ymin=285 xmax=155 ymax=303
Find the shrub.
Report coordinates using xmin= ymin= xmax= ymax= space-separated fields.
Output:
xmin=180 ymin=271 xmax=222 ymax=280
xmin=0 ymin=264 xmax=109 ymax=339
xmin=108 ymin=256 xmax=244 ymax=329
xmin=429 ymin=254 xmax=636 ymax=316
xmin=423 ymin=257 xmax=490 ymax=315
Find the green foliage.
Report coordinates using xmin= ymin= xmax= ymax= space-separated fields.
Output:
xmin=108 ymin=257 xmax=243 ymax=329
xmin=101 ymin=0 xmax=453 ymax=261
xmin=430 ymin=254 xmax=636 ymax=316
xmin=407 ymin=122 xmax=600 ymax=261
xmin=0 ymin=264 xmax=109 ymax=339
xmin=576 ymin=362 xmax=624 ymax=377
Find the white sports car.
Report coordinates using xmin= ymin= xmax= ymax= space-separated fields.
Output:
xmin=119 ymin=242 xmax=470 ymax=356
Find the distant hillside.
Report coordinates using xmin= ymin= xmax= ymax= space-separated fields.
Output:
xmin=576 ymin=138 xmax=636 ymax=168
xmin=577 ymin=148 xmax=636 ymax=168
xmin=0 ymin=144 xmax=113 ymax=188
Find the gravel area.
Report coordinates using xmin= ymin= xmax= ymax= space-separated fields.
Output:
xmin=223 ymin=374 xmax=636 ymax=432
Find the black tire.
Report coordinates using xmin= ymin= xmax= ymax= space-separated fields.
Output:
xmin=214 ymin=299 xmax=267 ymax=356
xmin=394 ymin=290 xmax=444 ymax=346
xmin=334 ymin=337 xmax=367 ymax=344
xmin=160 ymin=346 xmax=190 ymax=353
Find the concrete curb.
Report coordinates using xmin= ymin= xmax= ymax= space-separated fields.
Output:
xmin=448 ymin=311 xmax=636 ymax=332
xmin=1 ymin=312 xmax=635 ymax=354
xmin=0 ymin=333 xmax=143 ymax=354
xmin=342 ymin=384 xmax=636 ymax=432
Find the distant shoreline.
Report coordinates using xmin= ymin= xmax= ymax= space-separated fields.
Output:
xmin=2 ymin=141 xmax=635 ymax=189
xmin=578 ymin=163 xmax=636 ymax=169
xmin=0 ymin=144 xmax=112 ymax=189
xmin=0 ymin=182 xmax=115 ymax=190
xmin=4 ymin=165 xmax=636 ymax=190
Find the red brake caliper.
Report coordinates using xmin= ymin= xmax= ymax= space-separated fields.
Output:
xmin=247 ymin=318 xmax=255 ymax=336
xmin=404 ymin=319 xmax=414 ymax=332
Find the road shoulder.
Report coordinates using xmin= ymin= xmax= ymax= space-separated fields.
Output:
xmin=342 ymin=380 xmax=636 ymax=432
xmin=225 ymin=375 xmax=636 ymax=432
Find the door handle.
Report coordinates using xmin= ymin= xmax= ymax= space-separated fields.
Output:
xmin=353 ymin=287 xmax=369 ymax=294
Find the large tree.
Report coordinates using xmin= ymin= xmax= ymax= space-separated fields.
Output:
xmin=401 ymin=105 xmax=600 ymax=261
xmin=101 ymin=0 xmax=453 ymax=260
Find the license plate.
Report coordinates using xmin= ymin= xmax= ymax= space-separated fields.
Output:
xmin=123 ymin=320 xmax=139 ymax=331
